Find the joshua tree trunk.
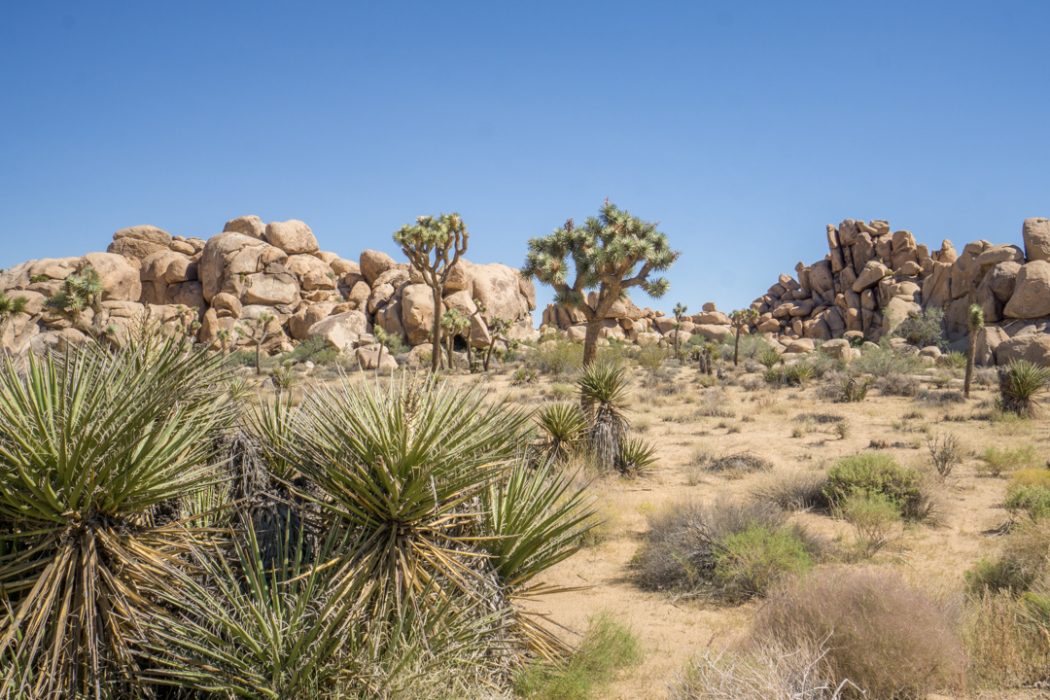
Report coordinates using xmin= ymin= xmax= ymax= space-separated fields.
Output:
xmin=583 ymin=317 xmax=602 ymax=366
xmin=430 ymin=287 xmax=444 ymax=372
xmin=964 ymin=331 xmax=977 ymax=398
xmin=733 ymin=327 xmax=742 ymax=367
xmin=375 ymin=344 xmax=384 ymax=379
xmin=255 ymin=343 xmax=263 ymax=376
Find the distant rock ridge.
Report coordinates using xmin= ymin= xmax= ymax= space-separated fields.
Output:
xmin=0 ymin=216 xmax=538 ymax=364
xmin=748 ymin=217 xmax=1050 ymax=365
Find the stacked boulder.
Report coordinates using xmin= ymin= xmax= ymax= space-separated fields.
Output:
xmin=751 ymin=217 xmax=1050 ymax=365
xmin=0 ymin=216 xmax=538 ymax=365
xmin=540 ymin=298 xmax=733 ymax=347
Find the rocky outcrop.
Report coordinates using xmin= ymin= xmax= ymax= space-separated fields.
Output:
xmin=0 ymin=216 xmax=538 ymax=362
xmin=750 ymin=217 xmax=1050 ymax=365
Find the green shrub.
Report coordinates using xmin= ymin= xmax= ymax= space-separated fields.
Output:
xmin=784 ymin=363 xmax=814 ymax=387
xmin=632 ymin=500 xmax=821 ymax=601
xmin=823 ymin=452 xmax=931 ymax=521
xmin=283 ymin=336 xmax=341 ymax=365
xmin=836 ymin=492 xmax=901 ymax=557
xmin=853 ymin=344 xmax=924 ymax=376
xmin=763 ymin=366 xmax=784 ymax=386
xmin=964 ymin=521 xmax=1049 ymax=597
xmin=713 ymin=525 xmax=814 ymax=600
xmin=938 ymin=351 xmax=967 ymax=370
xmin=1004 ymin=468 xmax=1050 ymax=519
xmin=515 ymin=614 xmax=641 ymax=700
xmin=998 ymin=359 xmax=1050 ymax=417
xmin=530 ymin=339 xmax=584 ymax=376
xmin=894 ymin=307 xmax=946 ymax=348
xmin=976 ymin=445 xmax=1039 ymax=477
xmin=757 ymin=347 xmax=782 ymax=370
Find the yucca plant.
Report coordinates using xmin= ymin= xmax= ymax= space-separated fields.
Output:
xmin=577 ymin=362 xmax=631 ymax=471
xmin=964 ymin=304 xmax=984 ymax=398
xmin=617 ymin=436 xmax=658 ymax=476
xmin=0 ymin=339 xmax=234 ymax=697
xmin=255 ymin=375 xmax=531 ymax=622
xmin=536 ymin=402 xmax=588 ymax=463
xmin=999 ymin=359 xmax=1050 ymax=417
xmin=758 ymin=346 xmax=782 ymax=370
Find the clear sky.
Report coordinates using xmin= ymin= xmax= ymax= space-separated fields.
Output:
xmin=2 ymin=1 xmax=1048 ymax=316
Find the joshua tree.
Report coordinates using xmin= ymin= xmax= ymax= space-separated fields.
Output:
xmin=217 ymin=328 xmax=232 ymax=355
xmin=964 ymin=304 xmax=984 ymax=399
xmin=47 ymin=265 xmax=105 ymax=330
xmin=672 ymin=302 xmax=688 ymax=360
xmin=239 ymin=313 xmax=277 ymax=375
xmin=483 ymin=317 xmax=512 ymax=372
xmin=523 ymin=201 xmax=677 ymax=366
xmin=393 ymin=213 xmax=469 ymax=372
xmin=729 ymin=308 xmax=760 ymax=367
xmin=0 ymin=292 xmax=28 ymax=343
xmin=440 ymin=308 xmax=469 ymax=370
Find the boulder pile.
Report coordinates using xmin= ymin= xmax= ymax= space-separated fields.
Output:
xmin=539 ymin=297 xmax=733 ymax=347
xmin=750 ymin=217 xmax=1050 ymax=365
xmin=0 ymin=216 xmax=538 ymax=364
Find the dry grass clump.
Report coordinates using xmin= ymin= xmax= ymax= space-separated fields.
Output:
xmin=632 ymin=500 xmax=822 ymax=602
xmin=1004 ymin=467 xmax=1050 ymax=520
xmin=874 ymin=372 xmax=921 ymax=397
xmin=752 ymin=471 xmax=831 ymax=512
xmin=670 ymin=640 xmax=850 ymax=700
xmin=753 ymin=567 xmax=966 ymax=699
xmin=700 ymin=451 xmax=773 ymax=476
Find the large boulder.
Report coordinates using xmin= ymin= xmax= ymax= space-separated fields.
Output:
xmin=241 ymin=272 xmax=300 ymax=307
xmin=264 ymin=220 xmax=319 ymax=255
xmin=1004 ymin=260 xmax=1050 ymax=319
xmin=223 ymin=215 xmax=266 ymax=239
xmin=199 ymin=232 xmax=288 ymax=302
xmin=286 ymin=254 xmax=336 ymax=291
xmin=851 ymin=260 xmax=889 ymax=292
xmin=308 ymin=310 xmax=371 ymax=351
xmin=1022 ymin=217 xmax=1050 ymax=263
xmin=356 ymin=344 xmax=398 ymax=371
xmin=82 ymin=252 xmax=142 ymax=302
xmin=108 ymin=225 xmax=172 ymax=262
xmin=470 ymin=262 xmax=531 ymax=323
xmin=139 ymin=250 xmax=196 ymax=304
xmin=360 ymin=250 xmax=398 ymax=286
xmin=400 ymin=283 xmax=436 ymax=345
xmin=996 ymin=333 xmax=1050 ymax=367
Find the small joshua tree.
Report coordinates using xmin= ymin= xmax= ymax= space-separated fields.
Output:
xmin=216 ymin=328 xmax=232 ymax=356
xmin=672 ymin=302 xmax=688 ymax=360
xmin=238 ymin=313 xmax=277 ymax=376
xmin=729 ymin=308 xmax=760 ymax=367
xmin=47 ymin=265 xmax=105 ymax=330
xmin=523 ymin=201 xmax=678 ymax=366
xmin=393 ymin=213 xmax=469 ymax=372
xmin=439 ymin=308 xmax=469 ymax=370
xmin=964 ymin=304 xmax=984 ymax=399
xmin=483 ymin=317 xmax=512 ymax=371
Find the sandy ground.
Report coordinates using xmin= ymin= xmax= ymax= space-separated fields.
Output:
xmin=459 ymin=363 xmax=1048 ymax=700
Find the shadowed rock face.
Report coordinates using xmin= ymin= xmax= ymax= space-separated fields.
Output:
xmin=744 ymin=216 xmax=1050 ymax=366
xmin=0 ymin=216 xmax=538 ymax=358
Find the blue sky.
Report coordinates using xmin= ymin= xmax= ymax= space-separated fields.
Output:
xmin=2 ymin=1 xmax=1048 ymax=316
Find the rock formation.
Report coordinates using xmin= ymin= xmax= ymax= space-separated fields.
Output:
xmin=750 ymin=217 xmax=1050 ymax=365
xmin=0 ymin=217 xmax=538 ymax=360
xmin=539 ymin=296 xmax=733 ymax=348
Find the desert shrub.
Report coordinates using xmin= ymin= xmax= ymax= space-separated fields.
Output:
xmin=938 ymin=350 xmax=967 ymax=370
xmin=515 ymin=613 xmax=641 ymax=700
xmin=513 ymin=366 xmax=539 ymax=384
xmin=784 ymin=362 xmax=814 ymax=388
xmin=670 ymin=640 xmax=847 ymax=700
xmin=836 ymin=492 xmax=901 ymax=557
xmin=617 ymin=436 xmax=657 ymax=476
xmin=975 ymin=445 xmax=1039 ymax=477
xmin=917 ymin=388 xmax=965 ymax=405
xmin=530 ymin=338 xmax=584 ymax=376
xmin=632 ymin=500 xmax=821 ymax=601
xmin=763 ymin=366 xmax=785 ymax=386
xmin=701 ymin=452 xmax=772 ymax=476
xmin=636 ymin=344 xmax=669 ymax=376
xmin=757 ymin=346 xmax=782 ymax=370
xmin=823 ymin=452 xmax=932 ymax=521
xmin=965 ymin=591 xmax=1050 ymax=689
xmin=752 ymin=471 xmax=831 ymax=512
xmin=894 ymin=307 xmax=946 ymax=348
xmin=853 ymin=344 xmax=925 ymax=377
xmin=283 ymin=335 xmax=340 ymax=365
xmin=720 ymin=334 xmax=770 ymax=363
xmin=998 ymin=359 xmax=1050 ymax=417
xmin=753 ymin=567 xmax=966 ymax=699
xmin=965 ymin=519 xmax=1050 ymax=596
xmin=1004 ymin=468 xmax=1050 ymax=520
xmin=695 ymin=389 xmax=735 ymax=418
xmin=926 ymin=433 xmax=963 ymax=479
xmin=822 ymin=373 xmax=870 ymax=403
xmin=874 ymin=372 xmax=920 ymax=397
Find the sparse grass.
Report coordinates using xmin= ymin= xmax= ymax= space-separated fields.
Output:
xmin=1004 ymin=468 xmax=1050 ymax=520
xmin=515 ymin=614 xmax=642 ymax=700
xmin=975 ymin=445 xmax=1039 ymax=477
xmin=964 ymin=591 xmax=1050 ymax=690
xmin=754 ymin=567 xmax=966 ymax=699
xmin=752 ymin=471 xmax=830 ymax=512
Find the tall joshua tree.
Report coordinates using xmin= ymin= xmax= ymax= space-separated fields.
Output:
xmin=672 ymin=302 xmax=688 ymax=360
xmin=729 ymin=308 xmax=759 ymax=367
xmin=964 ymin=303 xmax=984 ymax=399
xmin=394 ymin=213 xmax=469 ymax=372
xmin=524 ymin=201 xmax=678 ymax=366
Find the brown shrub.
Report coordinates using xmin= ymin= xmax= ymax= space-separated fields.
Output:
xmin=753 ymin=566 xmax=966 ymax=699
